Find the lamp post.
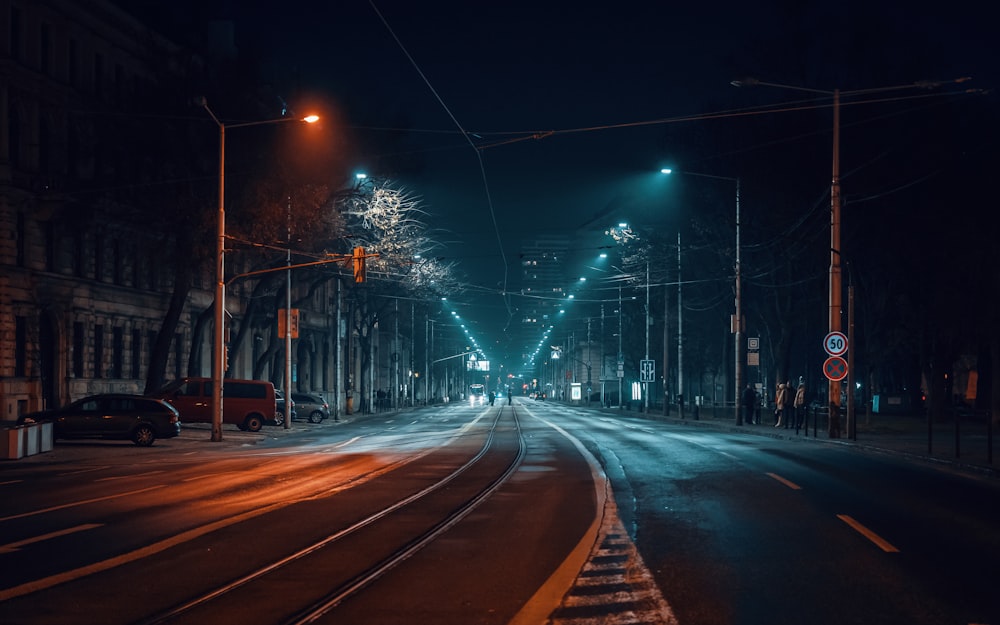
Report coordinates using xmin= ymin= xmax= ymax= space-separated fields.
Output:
xmin=661 ymin=169 xmax=741 ymax=424
xmin=200 ymin=99 xmax=318 ymax=441
xmin=729 ymin=77 xmax=963 ymax=432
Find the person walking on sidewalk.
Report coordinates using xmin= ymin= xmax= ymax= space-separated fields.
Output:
xmin=794 ymin=378 xmax=806 ymax=430
xmin=774 ymin=382 xmax=788 ymax=427
xmin=783 ymin=380 xmax=794 ymax=428
xmin=742 ymin=383 xmax=757 ymax=424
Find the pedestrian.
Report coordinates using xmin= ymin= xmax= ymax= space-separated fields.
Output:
xmin=741 ymin=383 xmax=756 ymax=424
xmin=508 ymin=391 xmax=512 ymax=405
xmin=783 ymin=380 xmax=794 ymax=428
xmin=774 ymin=382 xmax=787 ymax=427
xmin=794 ymin=378 xmax=806 ymax=430
xmin=488 ymin=390 xmax=496 ymax=406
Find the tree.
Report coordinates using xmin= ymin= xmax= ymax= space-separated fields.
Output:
xmin=339 ymin=180 xmax=459 ymax=412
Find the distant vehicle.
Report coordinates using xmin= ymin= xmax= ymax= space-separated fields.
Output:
xmin=274 ymin=390 xmax=296 ymax=425
xmin=150 ymin=377 xmax=276 ymax=432
xmin=469 ymin=384 xmax=486 ymax=407
xmin=291 ymin=392 xmax=330 ymax=423
xmin=18 ymin=394 xmax=180 ymax=446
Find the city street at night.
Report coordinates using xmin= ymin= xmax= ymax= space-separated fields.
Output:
xmin=2 ymin=401 xmax=997 ymax=624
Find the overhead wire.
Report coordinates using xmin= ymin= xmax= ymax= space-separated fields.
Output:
xmin=367 ymin=0 xmax=513 ymax=328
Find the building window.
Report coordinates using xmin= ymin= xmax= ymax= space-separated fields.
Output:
xmin=73 ymin=322 xmax=84 ymax=377
xmin=39 ymin=118 xmax=51 ymax=176
xmin=113 ymin=238 xmax=123 ymax=284
xmin=95 ymin=234 xmax=105 ymax=281
xmin=94 ymin=53 xmax=104 ymax=97
xmin=131 ymin=243 xmax=140 ymax=288
xmin=8 ymin=105 xmax=21 ymax=167
xmin=9 ymin=7 xmax=21 ymax=61
xmin=15 ymin=211 xmax=25 ymax=267
xmin=94 ymin=324 xmax=104 ymax=378
xmin=69 ymin=39 xmax=79 ymax=86
xmin=115 ymin=64 xmax=124 ymax=101
xmin=45 ymin=221 xmax=56 ymax=271
xmin=15 ymin=316 xmax=27 ymax=377
xmin=131 ymin=329 xmax=142 ymax=379
xmin=112 ymin=327 xmax=124 ymax=379
xmin=41 ymin=23 xmax=51 ymax=75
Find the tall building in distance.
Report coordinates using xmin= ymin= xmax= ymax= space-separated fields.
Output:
xmin=517 ymin=234 xmax=568 ymax=378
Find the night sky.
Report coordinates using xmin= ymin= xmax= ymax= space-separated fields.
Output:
xmin=126 ymin=0 xmax=997 ymax=371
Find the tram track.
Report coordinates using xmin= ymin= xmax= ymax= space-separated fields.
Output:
xmin=134 ymin=405 xmax=525 ymax=625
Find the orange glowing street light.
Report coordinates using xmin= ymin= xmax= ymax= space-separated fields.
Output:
xmin=199 ymin=98 xmax=319 ymax=442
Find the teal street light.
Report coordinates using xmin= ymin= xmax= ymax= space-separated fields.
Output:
xmin=200 ymin=99 xmax=318 ymax=442
xmin=662 ymin=168 xmax=742 ymax=424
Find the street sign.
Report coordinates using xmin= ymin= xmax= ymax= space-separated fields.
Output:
xmin=823 ymin=331 xmax=848 ymax=356
xmin=278 ymin=309 xmax=300 ymax=339
xmin=640 ymin=359 xmax=655 ymax=382
xmin=823 ymin=356 xmax=848 ymax=381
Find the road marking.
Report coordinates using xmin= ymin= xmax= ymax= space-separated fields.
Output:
xmin=95 ymin=470 xmax=166 ymax=482
xmin=0 ymin=485 xmax=165 ymax=522
xmin=334 ymin=436 xmax=362 ymax=448
xmin=0 ymin=479 xmax=24 ymax=486
xmin=58 ymin=465 xmax=111 ymax=477
xmin=765 ymin=472 xmax=802 ymax=490
xmin=837 ymin=514 xmax=900 ymax=553
xmin=510 ymin=410 xmax=678 ymax=625
xmin=0 ymin=523 xmax=103 ymax=554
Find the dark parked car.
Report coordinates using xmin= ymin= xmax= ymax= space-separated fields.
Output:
xmin=291 ymin=392 xmax=329 ymax=423
xmin=18 ymin=394 xmax=181 ymax=446
xmin=273 ymin=390 xmax=296 ymax=426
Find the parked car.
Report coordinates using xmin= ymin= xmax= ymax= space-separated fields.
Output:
xmin=274 ymin=390 xmax=297 ymax=425
xmin=291 ymin=392 xmax=329 ymax=423
xmin=149 ymin=377 xmax=275 ymax=432
xmin=18 ymin=394 xmax=180 ymax=446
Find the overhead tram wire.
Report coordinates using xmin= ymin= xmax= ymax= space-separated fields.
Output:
xmin=368 ymin=0 xmax=513 ymax=323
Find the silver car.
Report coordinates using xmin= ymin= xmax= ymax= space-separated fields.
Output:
xmin=291 ymin=392 xmax=329 ymax=423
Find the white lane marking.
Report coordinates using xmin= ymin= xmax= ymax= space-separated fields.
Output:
xmin=334 ymin=436 xmax=362 ymax=448
xmin=0 ymin=485 xmax=165 ymax=522
xmin=0 ymin=479 xmax=24 ymax=486
xmin=58 ymin=465 xmax=111 ymax=477
xmin=766 ymin=472 xmax=802 ymax=490
xmin=95 ymin=470 xmax=166 ymax=482
xmin=0 ymin=523 xmax=104 ymax=554
xmin=837 ymin=514 xmax=900 ymax=553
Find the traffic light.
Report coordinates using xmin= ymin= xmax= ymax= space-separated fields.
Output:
xmin=353 ymin=246 xmax=366 ymax=283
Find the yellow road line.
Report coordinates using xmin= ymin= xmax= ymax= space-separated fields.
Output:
xmin=837 ymin=514 xmax=900 ymax=553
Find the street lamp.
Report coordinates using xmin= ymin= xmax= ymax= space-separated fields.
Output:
xmin=200 ymin=98 xmax=318 ymax=442
xmin=730 ymin=76 xmax=965 ymax=433
xmin=661 ymin=169 xmax=742 ymax=424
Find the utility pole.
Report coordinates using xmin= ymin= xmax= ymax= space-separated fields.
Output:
xmin=734 ymin=178 xmax=743 ymax=425
xmin=644 ymin=261 xmax=650 ymax=412
xmin=677 ymin=232 xmax=684 ymax=418
xmin=663 ymin=284 xmax=669 ymax=416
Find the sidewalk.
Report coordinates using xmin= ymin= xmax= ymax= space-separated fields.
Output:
xmin=584 ymin=402 xmax=998 ymax=478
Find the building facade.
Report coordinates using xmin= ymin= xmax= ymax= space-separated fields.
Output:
xmin=0 ymin=1 xmax=416 ymax=422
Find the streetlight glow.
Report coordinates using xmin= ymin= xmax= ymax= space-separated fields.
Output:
xmin=201 ymin=99 xmax=320 ymax=442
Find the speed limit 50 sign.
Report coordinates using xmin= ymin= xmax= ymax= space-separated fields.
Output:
xmin=823 ymin=331 xmax=848 ymax=357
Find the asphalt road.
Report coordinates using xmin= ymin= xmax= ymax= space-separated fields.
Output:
xmin=2 ymin=400 xmax=998 ymax=625
xmin=528 ymin=401 xmax=1000 ymax=625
